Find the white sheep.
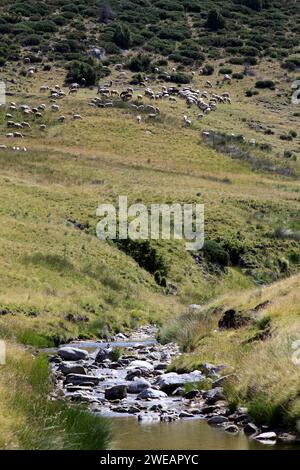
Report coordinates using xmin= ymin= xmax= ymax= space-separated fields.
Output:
xmin=136 ymin=115 xmax=142 ymax=124
xmin=183 ymin=115 xmax=192 ymax=127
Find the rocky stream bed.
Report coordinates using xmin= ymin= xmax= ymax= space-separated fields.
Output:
xmin=49 ymin=326 xmax=299 ymax=448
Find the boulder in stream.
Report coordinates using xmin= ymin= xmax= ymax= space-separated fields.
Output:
xmin=138 ymin=388 xmax=167 ymax=399
xmin=105 ymin=385 xmax=127 ymax=400
xmin=203 ymin=387 xmax=225 ymax=404
xmin=157 ymin=371 xmax=203 ymax=394
xmin=58 ymin=347 xmax=88 ymax=361
xmin=127 ymin=360 xmax=154 ymax=371
xmin=128 ymin=378 xmax=151 ymax=394
xmin=59 ymin=363 xmax=86 ymax=375
xmin=95 ymin=347 xmax=113 ymax=363
xmin=65 ymin=373 xmax=100 ymax=386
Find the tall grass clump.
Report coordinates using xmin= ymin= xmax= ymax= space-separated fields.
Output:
xmin=0 ymin=343 xmax=112 ymax=449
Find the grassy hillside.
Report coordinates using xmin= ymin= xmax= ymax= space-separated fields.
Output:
xmin=162 ymin=273 xmax=300 ymax=430
xmin=0 ymin=61 xmax=299 ymax=347
xmin=0 ymin=0 xmax=299 ymax=449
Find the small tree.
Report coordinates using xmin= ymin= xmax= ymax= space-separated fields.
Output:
xmin=66 ymin=61 xmax=96 ymax=86
xmin=206 ymin=9 xmax=226 ymax=31
xmin=113 ymin=24 xmax=131 ymax=49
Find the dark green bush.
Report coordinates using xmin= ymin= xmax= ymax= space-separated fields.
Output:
xmin=202 ymin=64 xmax=214 ymax=76
xmin=112 ymin=23 xmax=131 ymax=49
xmin=219 ymin=67 xmax=233 ymax=74
xmin=127 ymin=54 xmax=152 ymax=72
xmin=202 ymin=241 xmax=230 ymax=267
xmin=65 ymin=60 xmax=109 ymax=86
xmin=206 ymin=9 xmax=226 ymax=31
xmin=166 ymin=72 xmax=192 ymax=84
xmin=232 ymin=72 xmax=244 ymax=79
xmin=255 ymin=79 xmax=275 ymax=90
xmin=115 ymin=239 xmax=169 ymax=285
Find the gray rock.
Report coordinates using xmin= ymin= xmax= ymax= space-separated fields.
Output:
xmin=254 ymin=432 xmax=277 ymax=441
xmin=66 ymin=385 xmax=93 ymax=392
xmin=184 ymin=389 xmax=200 ymax=399
xmin=95 ymin=347 xmax=113 ymax=363
xmin=114 ymin=333 xmax=127 ymax=340
xmin=154 ymin=363 xmax=168 ymax=370
xmin=128 ymin=406 xmax=141 ymax=414
xmin=49 ymin=355 xmax=62 ymax=364
xmin=111 ymin=405 xmax=129 ymax=413
xmin=58 ymin=347 xmax=88 ymax=361
xmin=157 ymin=371 xmax=203 ymax=394
xmin=179 ymin=410 xmax=194 ymax=418
xmin=244 ymin=422 xmax=259 ymax=435
xmin=128 ymin=378 xmax=151 ymax=394
xmin=68 ymin=391 xmax=93 ymax=402
xmin=59 ymin=363 xmax=86 ymax=375
xmin=65 ymin=373 xmax=100 ymax=385
xmin=172 ymin=387 xmax=184 ymax=396
xmin=190 ymin=408 xmax=202 ymax=415
xmin=200 ymin=405 xmax=219 ymax=414
xmin=138 ymin=413 xmax=160 ymax=422
xmin=105 ymin=385 xmax=127 ymax=400
xmin=138 ymin=388 xmax=167 ymax=399
xmin=225 ymin=424 xmax=239 ymax=433
xmin=203 ymin=387 xmax=225 ymax=404
xmin=125 ymin=369 xmax=142 ymax=380
xmin=200 ymin=363 xmax=226 ymax=377
xmin=234 ymin=413 xmax=251 ymax=424
xmin=127 ymin=360 xmax=154 ymax=371
xmin=207 ymin=415 xmax=229 ymax=425
xmin=150 ymin=404 xmax=164 ymax=411
xmin=277 ymin=433 xmax=297 ymax=444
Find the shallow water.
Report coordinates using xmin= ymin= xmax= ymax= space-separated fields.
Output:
xmin=109 ymin=416 xmax=273 ymax=450
xmin=45 ymin=338 xmax=157 ymax=354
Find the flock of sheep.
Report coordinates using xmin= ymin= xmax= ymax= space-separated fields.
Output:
xmin=0 ymin=65 xmax=233 ymax=152
xmin=89 ymin=76 xmax=232 ymax=127
xmin=0 ymin=82 xmax=83 ymax=152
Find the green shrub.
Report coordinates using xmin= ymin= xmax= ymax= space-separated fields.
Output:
xmin=206 ymin=9 xmax=226 ymax=30
xmin=202 ymin=241 xmax=230 ymax=268
xmin=232 ymin=72 xmax=244 ymax=79
xmin=166 ymin=72 xmax=192 ymax=84
xmin=255 ymin=79 xmax=275 ymax=90
xmin=127 ymin=54 xmax=152 ymax=72
xmin=65 ymin=60 xmax=109 ymax=86
xmin=245 ymin=89 xmax=258 ymax=97
xmin=112 ymin=23 xmax=131 ymax=49
xmin=202 ymin=64 xmax=214 ymax=75
xmin=115 ymin=239 xmax=168 ymax=285
xmin=219 ymin=67 xmax=232 ymax=74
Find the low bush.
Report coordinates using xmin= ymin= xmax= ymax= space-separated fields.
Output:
xmin=255 ymin=80 xmax=275 ymax=90
xmin=114 ymin=239 xmax=169 ymax=286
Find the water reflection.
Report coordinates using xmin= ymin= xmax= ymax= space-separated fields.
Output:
xmin=110 ymin=417 xmax=270 ymax=450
